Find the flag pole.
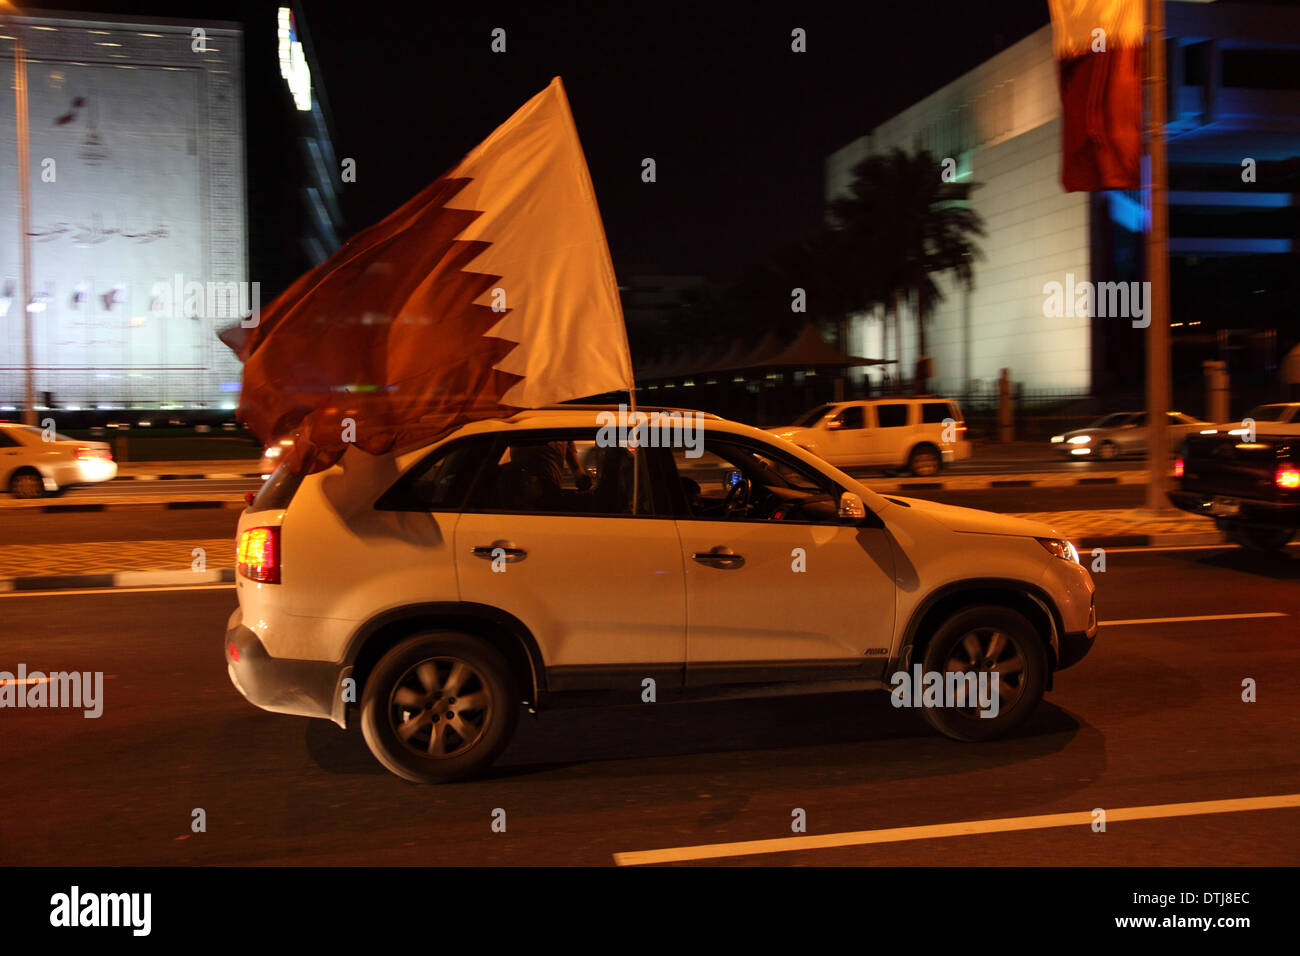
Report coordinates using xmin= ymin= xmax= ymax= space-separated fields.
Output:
xmin=1144 ymin=0 xmax=1172 ymax=513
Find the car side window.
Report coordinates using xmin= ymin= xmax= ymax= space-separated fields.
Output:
xmin=876 ymin=403 xmax=909 ymax=428
xmin=835 ymin=406 xmax=865 ymax=429
xmin=465 ymin=432 xmax=653 ymax=516
xmin=921 ymin=402 xmax=950 ymax=424
xmin=376 ymin=436 xmax=495 ymax=512
xmin=669 ymin=438 xmax=842 ymax=524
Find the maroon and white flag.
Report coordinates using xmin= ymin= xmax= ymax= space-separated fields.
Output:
xmin=1049 ymin=0 xmax=1143 ymax=191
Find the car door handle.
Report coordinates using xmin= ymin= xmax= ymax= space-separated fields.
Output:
xmin=692 ymin=546 xmax=744 ymax=569
xmin=471 ymin=541 xmax=527 ymax=562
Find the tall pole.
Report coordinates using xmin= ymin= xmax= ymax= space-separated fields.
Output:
xmin=1144 ymin=0 xmax=1171 ymax=511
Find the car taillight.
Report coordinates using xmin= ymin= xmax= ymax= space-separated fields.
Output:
xmin=76 ymin=445 xmax=112 ymax=461
xmin=237 ymin=527 xmax=281 ymax=583
xmin=1277 ymin=463 xmax=1300 ymax=490
xmin=1174 ymin=456 xmax=1184 ymax=478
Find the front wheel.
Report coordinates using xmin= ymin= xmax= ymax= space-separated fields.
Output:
xmin=919 ymin=605 xmax=1048 ymax=742
xmin=1225 ymin=522 xmax=1294 ymax=553
xmin=907 ymin=444 xmax=942 ymax=477
xmin=1096 ymin=441 xmax=1119 ymax=460
xmin=360 ymin=632 xmax=519 ymax=783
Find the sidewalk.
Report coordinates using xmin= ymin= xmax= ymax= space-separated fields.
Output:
xmin=0 ymin=510 xmax=1227 ymax=592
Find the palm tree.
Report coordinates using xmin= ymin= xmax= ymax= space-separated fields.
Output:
xmin=829 ymin=148 xmax=985 ymax=393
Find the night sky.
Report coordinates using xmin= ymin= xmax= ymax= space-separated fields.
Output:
xmin=17 ymin=0 xmax=1286 ymax=281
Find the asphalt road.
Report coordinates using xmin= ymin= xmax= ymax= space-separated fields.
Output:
xmin=1 ymin=544 xmax=1296 ymax=865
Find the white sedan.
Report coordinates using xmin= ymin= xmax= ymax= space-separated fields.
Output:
xmin=0 ymin=422 xmax=117 ymax=498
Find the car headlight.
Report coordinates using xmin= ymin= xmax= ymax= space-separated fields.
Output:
xmin=1037 ymin=538 xmax=1080 ymax=563
xmin=1068 ymin=435 xmax=1091 ymax=444
xmin=1050 ymin=435 xmax=1064 ymax=443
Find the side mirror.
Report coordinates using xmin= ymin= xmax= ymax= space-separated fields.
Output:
xmin=838 ymin=491 xmax=866 ymax=522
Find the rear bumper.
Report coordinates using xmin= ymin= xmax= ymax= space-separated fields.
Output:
xmin=225 ymin=610 xmax=349 ymax=726
xmin=1167 ymin=490 xmax=1300 ymax=527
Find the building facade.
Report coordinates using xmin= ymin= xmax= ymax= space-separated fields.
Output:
xmin=827 ymin=0 xmax=1300 ymax=407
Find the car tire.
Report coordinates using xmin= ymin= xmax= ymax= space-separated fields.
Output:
xmin=360 ymin=632 xmax=519 ymax=783
xmin=1225 ymin=522 xmax=1294 ymax=553
xmin=907 ymin=444 xmax=942 ymax=477
xmin=918 ymin=605 xmax=1048 ymax=742
xmin=9 ymin=468 xmax=45 ymax=499
xmin=1097 ymin=441 xmax=1119 ymax=460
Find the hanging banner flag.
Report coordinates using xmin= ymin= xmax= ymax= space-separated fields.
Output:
xmin=221 ymin=77 xmax=633 ymax=473
xmin=1048 ymin=0 xmax=1144 ymax=191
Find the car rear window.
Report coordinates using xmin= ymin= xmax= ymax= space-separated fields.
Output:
xmin=875 ymin=403 xmax=909 ymax=428
xmin=248 ymin=464 xmax=304 ymax=513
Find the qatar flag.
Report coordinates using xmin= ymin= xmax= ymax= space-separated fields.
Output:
xmin=221 ymin=77 xmax=634 ymax=473
xmin=1049 ymin=0 xmax=1144 ymax=191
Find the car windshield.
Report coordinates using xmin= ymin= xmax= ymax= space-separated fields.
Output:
xmin=1089 ymin=413 xmax=1133 ymax=429
xmin=1243 ymin=405 xmax=1287 ymax=422
xmin=790 ymin=404 xmax=834 ymax=428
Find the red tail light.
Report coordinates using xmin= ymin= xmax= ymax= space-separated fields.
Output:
xmin=1276 ymin=463 xmax=1300 ymax=490
xmin=1174 ymin=456 xmax=1184 ymax=478
xmin=237 ymin=527 xmax=281 ymax=583
xmin=76 ymin=445 xmax=112 ymax=461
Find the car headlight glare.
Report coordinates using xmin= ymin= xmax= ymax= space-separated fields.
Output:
xmin=1037 ymin=537 xmax=1080 ymax=563
xmin=1068 ymin=435 xmax=1091 ymax=444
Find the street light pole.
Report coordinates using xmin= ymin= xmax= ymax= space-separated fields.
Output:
xmin=1144 ymin=0 xmax=1171 ymax=511
xmin=2 ymin=5 xmax=33 ymax=425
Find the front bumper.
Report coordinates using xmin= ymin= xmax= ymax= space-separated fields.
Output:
xmin=225 ymin=611 xmax=349 ymax=726
xmin=1057 ymin=597 xmax=1097 ymax=670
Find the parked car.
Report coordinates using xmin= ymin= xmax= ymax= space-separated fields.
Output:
xmin=0 ymin=422 xmax=116 ymax=498
xmin=1050 ymin=410 xmax=1209 ymax=459
xmin=1168 ymin=405 xmax=1300 ymax=551
xmin=225 ymin=405 xmax=1096 ymax=783
xmin=766 ymin=397 xmax=971 ymax=475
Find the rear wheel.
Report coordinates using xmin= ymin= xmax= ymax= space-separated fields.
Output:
xmin=360 ymin=632 xmax=518 ymax=783
xmin=907 ymin=444 xmax=942 ymax=477
xmin=9 ymin=469 xmax=45 ymax=499
xmin=1225 ymin=522 xmax=1294 ymax=552
xmin=919 ymin=605 xmax=1047 ymax=742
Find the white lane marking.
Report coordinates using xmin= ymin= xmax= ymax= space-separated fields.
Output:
xmin=1100 ymin=612 xmax=1286 ymax=626
xmin=614 ymin=793 xmax=1300 ymax=866
xmin=0 ymin=675 xmax=116 ymax=685
xmin=0 ymin=583 xmax=235 ymax=598
xmin=1105 ymin=542 xmax=1300 ymax=553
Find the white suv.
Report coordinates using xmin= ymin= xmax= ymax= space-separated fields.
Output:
xmin=767 ymin=397 xmax=972 ymax=475
xmin=225 ymin=406 xmax=1095 ymax=783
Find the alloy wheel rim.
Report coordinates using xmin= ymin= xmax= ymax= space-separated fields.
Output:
xmin=13 ymin=474 xmax=42 ymax=497
xmin=388 ymin=656 xmax=492 ymax=758
xmin=943 ymin=627 xmax=1025 ymax=717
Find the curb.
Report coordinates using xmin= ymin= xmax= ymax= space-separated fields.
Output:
xmin=864 ymin=474 xmax=1146 ymax=491
xmin=0 ymin=568 xmax=236 ymax=593
xmin=15 ymin=500 xmax=246 ymax=513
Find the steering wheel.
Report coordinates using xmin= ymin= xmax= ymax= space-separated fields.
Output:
xmin=721 ymin=476 xmax=751 ymax=517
